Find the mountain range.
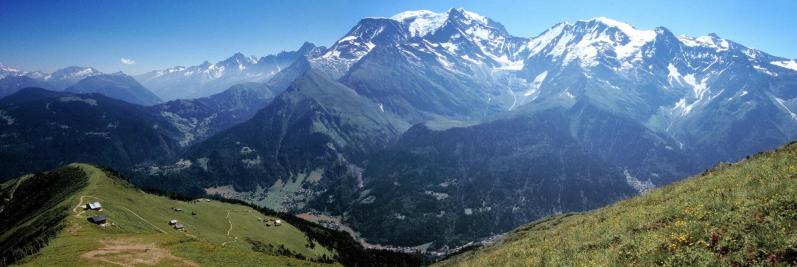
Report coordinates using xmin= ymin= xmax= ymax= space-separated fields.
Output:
xmin=2 ymin=8 xmax=797 ymax=253
xmin=135 ymin=42 xmax=325 ymax=100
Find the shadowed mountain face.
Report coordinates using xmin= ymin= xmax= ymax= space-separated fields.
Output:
xmin=161 ymin=70 xmax=408 ymax=192
xmin=4 ymin=8 xmax=797 ymax=251
xmin=0 ymin=88 xmax=182 ymax=179
xmin=0 ymin=81 xmax=281 ymax=181
xmin=0 ymin=76 xmax=50 ymax=99
xmin=65 ymin=73 xmax=163 ymax=106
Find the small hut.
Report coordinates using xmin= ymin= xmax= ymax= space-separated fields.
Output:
xmin=89 ymin=215 xmax=107 ymax=224
xmin=169 ymin=219 xmax=178 ymax=225
xmin=274 ymin=219 xmax=282 ymax=226
xmin=86 ymin=202 xmax=102 ymax=210
xmin=174 ymin=224 xmax=185 ymax=230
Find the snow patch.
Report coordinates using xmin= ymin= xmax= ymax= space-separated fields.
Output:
xmin=771 ymin=60 xmax=797 ymax=72
xmin=678 ymin=35 xmax=730 ymax=52
xmin=524 ymin=71 xmax=548 ymax=96
xmin=391 ymin=10 xmax=448 ymax=37
xmin=773 ymin=97 xmax=797 ymax=120
xmin=753 ymin=65 xmax=777 ymax=76
xmin=682 ymin=74 xmax=709 ymax=98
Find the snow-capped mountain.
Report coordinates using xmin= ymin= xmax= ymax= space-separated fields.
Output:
xmin=5 ymin=8 xmax=797 ymax=251
xmin=167 ymin=9 xmax=797 ymax=249
xmin=136 ymin=42 xmax=323 ymax=100
xmin=43 ymin=66 xmax=102 ymax=89
xmin=0 ymin=64 xmax=102 ymax=97
xmin=309 ymin=8 xmax=528 ymax=79
xmin=0 ymin=63 xmax=48 ymax=80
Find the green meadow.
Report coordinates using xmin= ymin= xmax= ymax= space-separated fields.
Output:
xmin=9 ymin=164 xmax=335 ymax=266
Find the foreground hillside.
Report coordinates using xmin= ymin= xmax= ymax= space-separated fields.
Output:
xmin=0 ymin=164 xmax=418 ymax=266
xmin=438 ymin=142 xmax=797 ymax=266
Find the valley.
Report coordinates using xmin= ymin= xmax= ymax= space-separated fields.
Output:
xmin=0 ymin=163 xmax=419 ymax=266
xmin=1 ymin=3 xmax=796 ymax=265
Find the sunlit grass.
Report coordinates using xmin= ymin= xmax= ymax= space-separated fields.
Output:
xmin=439 ymin=142 xmax=797 ymax=266
xmin=16 ymin=164 xmax=335 ymax=266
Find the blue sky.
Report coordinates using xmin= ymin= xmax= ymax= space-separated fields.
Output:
xmin=1 ymin=0 xmax=795 ymax=75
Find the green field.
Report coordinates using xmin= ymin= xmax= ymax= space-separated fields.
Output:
xmin=6 ymin=164 xmax=335 ymax=266
xmin=438 ymin=142 xmax=797 ymax=266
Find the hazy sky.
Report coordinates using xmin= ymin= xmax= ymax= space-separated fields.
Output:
xmin=1 ymin=0 xmax=795 ymax=75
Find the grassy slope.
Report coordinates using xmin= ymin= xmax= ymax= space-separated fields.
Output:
xmin=439 ymin=142 xmax=797 ymax=266
xmin=13 ymin=164 xmax=335 ymax=266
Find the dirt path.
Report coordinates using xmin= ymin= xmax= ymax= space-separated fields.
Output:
xmin=80 ymin=238 xmax=198 ymax=267
xmin=221 ymin=210 xmax=239 ymax=247
xmin=225 ymin=210 xmax=233 ymax=236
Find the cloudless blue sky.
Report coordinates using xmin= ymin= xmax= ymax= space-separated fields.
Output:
xmin=1 ymin=0 xmax=795 ymax=75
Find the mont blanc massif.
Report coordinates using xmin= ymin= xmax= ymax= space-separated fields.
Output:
xmin=3 ymin=8 xmax=797 ymax=266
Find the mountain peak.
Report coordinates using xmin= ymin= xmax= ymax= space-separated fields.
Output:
xmin=390 ymin=9 xmax=448 ymax=37
xmin=446 ymin=7 xmax=488 ymax=25
xmin=389 ymin=8 xmax=491 ymax=37
xmin=297 ymin=41 xmax=317 ymax=52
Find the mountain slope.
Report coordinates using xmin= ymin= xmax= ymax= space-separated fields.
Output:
xmin=44 ymin=66 xmax=102 ymax=90
xmin=65 ymin=73 xmax=162 ymax=106
xmin=140 ymin=70 xmax=409 ymax=206
xmin=0 ymin=76 xmax=51 ymax=99
xmin=334 ymin=99 xmax=697 ymax=248
xmin=438 ymin=141 xmax=797 ymax=266
xmin=133 ymin=10 xmax=797 ymax=250
xmin=1 ymin=164 xmax=420 ymax=266
xmin=0 ymin=88 xmax=182 ymax=181
xmin=149 ymin=82 xmax=278 ymax=146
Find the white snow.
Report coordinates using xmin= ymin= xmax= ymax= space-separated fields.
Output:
xmin=590 ymin=17 xmax=657 ymax=60
xmin=773 ymin=97 xmax=797 ymax=120
xmin=753 ymin=65 xmax=777 ymax=76
xmin=440 ymin=42 xmax=458 ymax=53
xmin=667 ymin=63 xmax=681 ymax=81
xmin=528 ymin=17 xmax=656 ymax=68
xmin=524 ymin=71 xmax=548 ymax=96
xmin=683 ymin=74 xmax=709 ymax=98
xmin=678 ymin=35 xmax=730 ymax=52
xmin=378 ymin=103 xmax=385 ymax=112
xmin=771 ymin=60 xmax=797 ymax=72
xmin=527 ymin=22 xmax=568 ymax=56
xmin=391 ymin=10 xmax=448 ymax=37
xmin=672 ymin=98 xmax=697 ymax=116
xmin=728 ymin=90 xmax=749 ymax=101
xmin=337 ymin=35 xmax=358 ymax=43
